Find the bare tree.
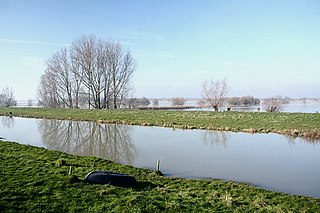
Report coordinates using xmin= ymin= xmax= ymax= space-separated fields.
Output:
xmin=71 ymin=35 xmax=102 ymax=109
xmin=125 ymin=97 xmax=150 ymax=109
xmin=45 ymin=48 xmax=74 ymax=108
xmin=171 ymin=97 xmax=186 ymax=106
xmin=263 ymin=96 xmax=284 ymax=112
xmin=0 ymin=87 xmax=17 ymax=107
xmin=152 ymin=99 xmax=159 ymax=106
xmin=202 ymin=78 xmax=229 ymax=111
xmin=38 ymin=72 xmax=61 ymax=108
xmin=227 ymin=96 xmax=260 ymax=106
xmin=106 ymin=42 xmax=136 ymax=109
xmin=27 ymin=99 xmax=33 ymax=107
xmin=38 ymin=35 xmax=135 ymax=109
xmin=69 ymin=50 xmax=84 ymax=109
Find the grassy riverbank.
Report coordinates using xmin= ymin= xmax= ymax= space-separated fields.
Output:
xmin=1 ymin=141 xmax=319 ymax=212
xmin=0 ymin=107 xmax=320 ymax=140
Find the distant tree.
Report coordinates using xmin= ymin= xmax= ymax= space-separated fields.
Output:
xmin=0 ymin=87 xmax=17 ymax=107
xmin=202 ymin=78 xmax=229 ymax=111
xmin=263 ymin=96 xmax=284 ymax=112
xmin=197 ymin=99 xmax=206 ymax=108
xmin=125 ymin=97 xmax=150 ymax=109
xmin=152 ymin=99 xmax=159 ymax=106
xmin=227 ymin=96 xmax=260 ymax=106
xmin=171 ymin=97 xmax=186 ymax=106
xmin=282 ymin=96 xmax=290 ymax=104
xmin=38 ymin=71 xmax=61 ymax=108
xmin=137 ymin=97 xmax=150 ymax=106
xmin=27 ymin=99 xmax=33 ymax=107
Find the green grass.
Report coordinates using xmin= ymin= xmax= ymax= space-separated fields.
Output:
xmin=1 ymin=141 xmax=319 ymax=212
xmin=1 ymin=107 xmax=320 ymax=140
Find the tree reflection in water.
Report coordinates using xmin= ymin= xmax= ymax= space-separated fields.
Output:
xmin=38 ymin=119 xmax=137 ymax=164
xmin=202 ymin=130 xmax=229 ymax=147
xmin=1 ymin=116 xmax=15 ymax=129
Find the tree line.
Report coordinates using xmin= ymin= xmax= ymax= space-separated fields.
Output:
xmin=227 ymin=96 xmax=260 ymax=106
xmin=38 ymin=35 xmax=136 ymax=109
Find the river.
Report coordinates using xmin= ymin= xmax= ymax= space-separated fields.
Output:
xmin=1 ymin=116 xmax=319 ymax=198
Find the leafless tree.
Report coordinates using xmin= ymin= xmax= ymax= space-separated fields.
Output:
xmin=0 ymin=87 xmax=17 ymax=107
xmin=263 ymin=96 xmax=284 ymax=112
xmin=69 ymin=47 xmax=84 ymax=108
xmin=38 ymin=35 xmax=135 ymax=109
xmin=27 ymin=99 xmax=33 ymax=107
xmin=152 ymin=99 xmax=159 ymax=106
xmin=38 ymin=71 xmax=62 ymax=108
xmin=170 ymin=97 xmax=186 ymax=106
xmin=45 ymin=48 xmax=74 ymax=108
xmin=125 ymin=97 xmax=150 ymax=109
xmin=71 ymin=35 xmax=103 ymax=109
xmin=202 ymin=78 xmax=229 ymax=111
xmin=106 ymin=42 xmax=136 ymax=109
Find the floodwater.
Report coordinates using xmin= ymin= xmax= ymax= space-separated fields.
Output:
xmin=158 ymin=99 xmax=320 ymax=113
xmin=1 ymin=116 xmax=320 ymax=198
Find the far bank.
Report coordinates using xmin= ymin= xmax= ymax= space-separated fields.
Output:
xmin=0 ymin=107 xmax=320 ymax=139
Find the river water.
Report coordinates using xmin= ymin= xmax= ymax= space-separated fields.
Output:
xmin=1 ymin=116 xmax=319 ymax=198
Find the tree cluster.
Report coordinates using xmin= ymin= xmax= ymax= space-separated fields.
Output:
xmin=124 ymin=97 xmax=150 ymax=109
xmin=0 ymin=87 xmax=16 ymax=107
xmin=227 ymin=96 xmax=260 ymax=106
xmin=38 ymin=35 xmax=136 ymax=109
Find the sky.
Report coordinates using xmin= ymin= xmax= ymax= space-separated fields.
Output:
xmin=0 ymin=0 xmax=319 ymax=100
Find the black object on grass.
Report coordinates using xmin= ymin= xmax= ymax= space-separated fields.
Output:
xmin=84 ymin=170 xmax=136 ymax=187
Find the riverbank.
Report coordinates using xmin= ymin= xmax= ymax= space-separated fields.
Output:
xmin=0 ymin=141 xmax=319 ymax=212
xmin=0 ymin=108 xmax=320 ymax=140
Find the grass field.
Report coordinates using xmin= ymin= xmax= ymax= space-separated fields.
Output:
xmin=1 ymin=141 xmax=319 ymax=212
xmin=0 ymin=107 xmax=320 ymax=140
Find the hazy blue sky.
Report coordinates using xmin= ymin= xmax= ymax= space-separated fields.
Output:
xmin=0 ymin=0 xmax=319 ymax=100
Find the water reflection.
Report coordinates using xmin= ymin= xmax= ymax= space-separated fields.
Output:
xmin=202 ymin=131 xmax=229 ymax=147
xmin=37 ymin=119 xmax=137 ymax=164
xmin=1 ymin=116 xmax=15 ymax=129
